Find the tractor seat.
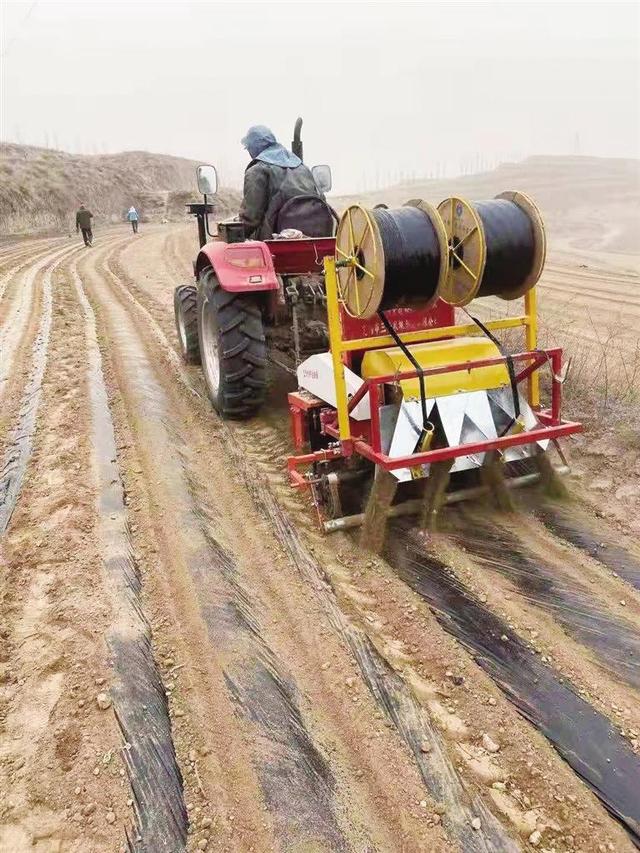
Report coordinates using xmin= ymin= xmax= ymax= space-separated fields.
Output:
xmin=275 ymin=195 xmax=338 ymax=237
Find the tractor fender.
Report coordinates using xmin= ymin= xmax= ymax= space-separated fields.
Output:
xmin=195 ymin=240 xmax=279 ymax=292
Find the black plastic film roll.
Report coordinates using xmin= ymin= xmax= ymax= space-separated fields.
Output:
xmin=373 ymin=206 xmax=441 ymax=311
xmin=437 ymin=191 xmax=546 ymax=306
xmin=335 ymin=201 xmax=448 ymax=318
xmin=473 ymin=199 xmax=536 ymax=298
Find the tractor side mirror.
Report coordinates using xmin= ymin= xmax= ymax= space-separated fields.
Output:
xmin=312 ymin=164 xmax=332 ymax=194
xmin=196 ymin=164 xmax=218 ymax=196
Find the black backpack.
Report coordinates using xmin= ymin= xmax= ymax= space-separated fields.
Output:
xmin=275 ymin=194 xmax=338 ymax=237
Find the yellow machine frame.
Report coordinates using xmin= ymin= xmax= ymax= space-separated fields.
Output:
xmin=324 ymin=256 xmax=539 ymax=444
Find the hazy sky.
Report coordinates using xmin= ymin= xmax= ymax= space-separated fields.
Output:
xmin=1 ymin=0 xmax=638 ymax=193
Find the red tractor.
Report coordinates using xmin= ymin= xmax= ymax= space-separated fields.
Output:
xmin=174 ymin=119 xmax=336 ymax=419
xmin=174 ymin=126 xmax=581 ymax=540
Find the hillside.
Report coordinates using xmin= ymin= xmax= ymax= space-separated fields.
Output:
xmin=2 ymin=149 xmax=637 ymax=258
xmin=335 ymin=156 xmax=640 ymax=258
xmin=0 ymin=143 xmax=241 ymax=234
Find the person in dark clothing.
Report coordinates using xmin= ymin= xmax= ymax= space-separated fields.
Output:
xmin=239 ymin=125 xmax=324 ymax=240
xmin=76 ymin=204 xmax=94 ymax=246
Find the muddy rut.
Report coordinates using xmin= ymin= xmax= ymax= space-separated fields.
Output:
xmin=1 ymin=227 xmax=638 ymax=853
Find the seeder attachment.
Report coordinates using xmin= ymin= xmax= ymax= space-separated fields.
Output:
xmin=287 ymin=194 xmax=582 ymax=551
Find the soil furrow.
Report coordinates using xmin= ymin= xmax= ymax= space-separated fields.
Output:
xmin=0 ymin=237 xmax=69 ymax=272
xmin=534 ymin=502 xmax=640 ymax=590
xmin=540 ymin=279 xmax=640 ymax=311
xmin=447 ymin=511 xmax=640 ymax=690
xmin=0 ymin=242 xmax=71 ymax=300
xmin=229 ymin=450 xmax=522 ymax=853
xmin=543 ymin=283 xmax=640 ymax=311
xmin=0 ymin=244 xmax=73 ymax=347
xmin=70 ymin=259 xmax=189 ymax=852
xmin=0 ymin=246 xmax=82 ymax=532
xmin=100 ymin=239 xmax=534 ymax=850
xmin=0 ymin=242 xmax=137 ymax=851
xmin=385 ymin=524 xmax=640 ymax=845
xmin=94 ymin=224 xmax=638 ymax=850
xmin=82 ymin=245 xmax=377 ymax=851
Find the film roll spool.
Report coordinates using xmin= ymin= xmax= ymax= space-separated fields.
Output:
xmin=437 ymin=191 xmax=546 ymax=307
xmin=335 ymin=201 xmax=448 ymax=319
xmin=493 ymin=191 xmax=546 ymax=299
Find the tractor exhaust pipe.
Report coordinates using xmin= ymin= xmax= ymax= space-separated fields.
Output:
xmin=322 ymin=466 xmax=570 ymax=533
xmin=292 ymin=117 xmax=303 ymax=162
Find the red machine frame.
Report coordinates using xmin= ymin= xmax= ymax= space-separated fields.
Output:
xmin=286 ymin=255 xmax=583 ymax=490
xmin=193 ymin=231 xmax=582 ymax=495
xmin=287 ymin=348 xmax=580 ymax=488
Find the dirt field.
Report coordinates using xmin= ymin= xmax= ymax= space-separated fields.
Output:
xmin=1 ymin=223 xmax=639 ymax=853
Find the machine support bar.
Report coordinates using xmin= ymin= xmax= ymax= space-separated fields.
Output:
xmin=353 ymin=420 xmax=581 ymax=469
xmin=369 ymin=386 xmax=382 ymax=453
xmin=353 ymin=347 xmax=562 ymax=387
xmin=322 ymin=466 xmax=570 ymax=533
xmin=324 ymin=257 xmax=352 ymax=443
xmin=514 ymin=354 xmax=547 ymax=385
xmin=551 ymin=349 xmax=562 ymax=423
xmin=525 ymin=288 xmax=540 ymax=407
xmin=340 ymin=316 xmax=527 ymax=353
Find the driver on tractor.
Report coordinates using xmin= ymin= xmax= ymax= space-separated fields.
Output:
xmin=239 ymin=125 xmax=330 ymax=239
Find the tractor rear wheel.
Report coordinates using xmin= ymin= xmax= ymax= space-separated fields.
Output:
xmin=198 ymin=267 xmax=267 ymax=419
xmin=174 ymin=285 xmax=200 ymax=364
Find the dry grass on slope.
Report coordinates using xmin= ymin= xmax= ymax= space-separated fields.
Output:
xmin=0 ymin=143 xmax=241 ymax=234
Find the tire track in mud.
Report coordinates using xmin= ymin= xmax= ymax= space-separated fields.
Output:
xmin=162 ymin=227 xmax=192 ymax=282
xmin=0 ymin=245 xmax=82 ymax=533
xmin=84 ymin=247 xmax=352 ymax=851
xmin=101 ymin=239 xmax=524 ymax=851
xmin=70 ymin=261 xmax=188 ymax=852
xmin=446 ymin=512 xmax=640 ymax=690
xmin=386 ymin=524 xmax=640 ymax=845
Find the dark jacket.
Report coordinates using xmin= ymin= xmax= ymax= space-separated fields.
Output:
xmin=239 ymin=160 xmax=323 ymax=240
xmin=76 ymin=208 xmax=93 ymax=229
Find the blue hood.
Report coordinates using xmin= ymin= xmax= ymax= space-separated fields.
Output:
xmin=241 ymin=125 xmax=301 ymax=169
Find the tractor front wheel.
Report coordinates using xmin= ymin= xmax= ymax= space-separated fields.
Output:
xmin=198 ymin=267 xmax=267 ymax=419
xmin=174 ymin=285 xmax=201 ymax=364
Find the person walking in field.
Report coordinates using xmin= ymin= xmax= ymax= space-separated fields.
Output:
xmin=127 ymin=206 xmax=139 ymax=234
xmin=75 ymin=204 xmax=94 ymax=246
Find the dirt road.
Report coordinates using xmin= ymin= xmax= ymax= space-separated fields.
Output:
xmin=1 ymin=226 xmax=639 ymax=853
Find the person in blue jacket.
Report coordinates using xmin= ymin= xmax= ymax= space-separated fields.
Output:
xmin=127 ymin=206 xmax=139 ymax=234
